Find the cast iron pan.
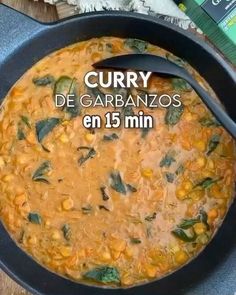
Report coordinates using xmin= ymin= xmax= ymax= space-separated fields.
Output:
xmin=0 ymin=4 xmax=235 ymax=295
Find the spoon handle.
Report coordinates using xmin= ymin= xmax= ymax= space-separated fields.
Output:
xmin=186 ymin=76 xmax=236 ymax=138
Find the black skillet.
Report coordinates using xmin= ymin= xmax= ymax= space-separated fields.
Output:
xmin=0 ymin=4 xmax=236 ymax=295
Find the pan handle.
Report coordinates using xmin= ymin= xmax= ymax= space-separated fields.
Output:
xmin=0 ymin=4 xmax=45 ymax=65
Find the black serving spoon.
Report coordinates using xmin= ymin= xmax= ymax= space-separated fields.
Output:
xmin=94 ymin=54 xmax=236 ymax=138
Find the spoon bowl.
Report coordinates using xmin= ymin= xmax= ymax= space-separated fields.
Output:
xmin=94 ymin=54 xmax=236 ymax=138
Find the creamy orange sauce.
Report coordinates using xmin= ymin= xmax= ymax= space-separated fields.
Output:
xmin=0 ymin=37 xmax=235 ymax=287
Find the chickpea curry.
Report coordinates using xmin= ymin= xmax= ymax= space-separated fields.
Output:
xmin=0 ymin=37 xmax=235 ymax=287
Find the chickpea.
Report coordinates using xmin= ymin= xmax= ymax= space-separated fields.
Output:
xmin=0 ymin=156 xmax=5 ymax=168
xmin=193 ymin=223 xmax=207 ymax=235
xmin=184 ymin=112 xmax=193 ymax=121
xmin=59 ymin=134 xmax=69 ymax=143
xmin=51 ymin=230 xmax=61 ymax=241
xmin=60 ymin=246 xmax=73 ymax=258
xmin=209 ymin=184 xmax=222 ymax=199
xmin=45 ymin=220 xmax=51 ymax=228
xmin=77 ymin=249 xmax=86 ymax=259
xmin=189 ymin=190 xmax=205 ymax=201
xmin=208 ymin=208 xmax=218 ymax=220
xmin=174 ymin=250 xmax=188 ymax=265
xmin=208 ymin=159 xmax=215 ymax=170
xmin=14 ymin=193 xmax=27 ymax=206
xmin=109 ymin=238 xmax=126 ymax=252
xmin=193 ymin=140 xmax=206 ymax=152
xmin=62 ymin=198 xmax=74 ymax=211
xmin=101 ymin=250 xmax=112 ymax=262
xmin=2 ymin=175 xmax=14 ymax=182
xmin=196 ymin=156 xmax=206 ymax=168
xmin=62 ymin=120 xmax=70 ymax=126
xmin=122 ymin=275 xmax=134 ymax=286
xmin=28 ymin=235 xmax=37 ymax=245
xmin=85 ymin=133 xmax=95 ymax=143
xmin=197 ymin=233 xmax=209 ymax=245
xmin=182 ymin=180 xmax=193 ymax=191
xmin=145 ymin=264 xmax=158 ymax=278
xmin=176 ymin=188 xmax=187 ymax=200
xmin=141 ymin=168 xmax=153 ymax=179
xmin=26 ymin=131 xmax=36 ymax=145
xmin=111 ymin=250 xmax=121 ymax=260
xmin=124 ymin=246 xmax=134 ymax=259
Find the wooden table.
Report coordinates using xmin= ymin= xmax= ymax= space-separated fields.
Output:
xmin=0 ymin=0 xmax=58 ymax=22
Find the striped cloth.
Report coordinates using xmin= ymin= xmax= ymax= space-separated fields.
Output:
xmin=39 ymin=0 xmax=195 ymax=30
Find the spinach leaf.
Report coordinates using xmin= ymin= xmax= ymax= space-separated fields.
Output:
xmin=103 ymin=133 xmax=119 ymax=141
xmin=171 ymin=78 xmax=192 ymax=92
xmin=194 ymin=177 xmax=222 ymax=190
xmin=84 ymin=266 xmax=120 ymax=284
xmin=124 ymin=39 xmax=148 ymax=53
xmin=160 ymin=152 xmax=176 ymax=168
xmin=33 ymin=75 xmax=54 ymax=86
xmin=126 ymin=184 xmax=137 ymax=193
xmin=17 ymin=115 xmax=31 ymax=140
xmin=28 ymin=212 xmax=42 ymax=224
xmin=178 ymin=218 xmax=200 ymax=230
xmin=77 ymin=147 xmax=96 ymax=166
xmin=100 ymin=186 xmax=110 ymax=201
xmin=82 ymin=205 xmax=93 ymax=215
xmin=199 ymin=209 xmax=210 ymax=230
xmin=41 ymin=145 xmax=51 ymax=153
xmin=21 ymin=116 xmax=31 ymax=129
xmin=130 ymin=237 xmax=142 ymax=244
xmin=207 ymin=134 xmax=221 ymax=156
xmin=172 ymin=228 xmax=197 ymax=242
xmin=54 ymin=76 xmax=74 ymax=95
xmin=117 ymin=89 xmax=135 ymax=119
xmin=175 ymin=210 xmax=210 ymax=240
xmin=145 ymin=212 xmax=157 ymax=222
xmin=165 ymin=105 xmax=184 ymax=126
xmin=17 ymin=126 xmax=26 ymax=140
xmin=115 ymin=87 xmax=129 ymax=99
xmin=110 ymin=172 xmax=136 ymax=195
xmin=166 ymin=172 xmax=175 ymax=183
xmin=199 ymin=117 xmax=221 ymax=127
xmin=122 ymin=105 xmax=135 ymax=117
xmin=36 ymin=118 xmax=60 ymax=143
xmin=88 ymin=87 xmax=106 ymax=103
xmin=32 ymin=161 xmax=51 ymax=184
xmin=110 ymin=171 xmax=127 ymax=195
xmin=62 ymin=224 xmax=71 ymax=241
xmin=106 ymin=43 xmax=113 ymax=53
xmin=176 ymin=165 xmax=185 ymax=175
xmin=146 ymin=227 xmax=152 ymax=238
xmin=99 ymin=205 xmax=110 ymax=212
xmin=54 ymin=76 xmax=81 ymax=118
xmin=141 ymin=127 xmax=151 ymax=139
xmin=166 ymin=53 xmax=187 ymax=67
xmin=166 ymin=53 xmax=192 ymax=93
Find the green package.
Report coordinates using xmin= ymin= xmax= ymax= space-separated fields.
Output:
xmin=174 ymin=0 xmax=236 ymax=65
